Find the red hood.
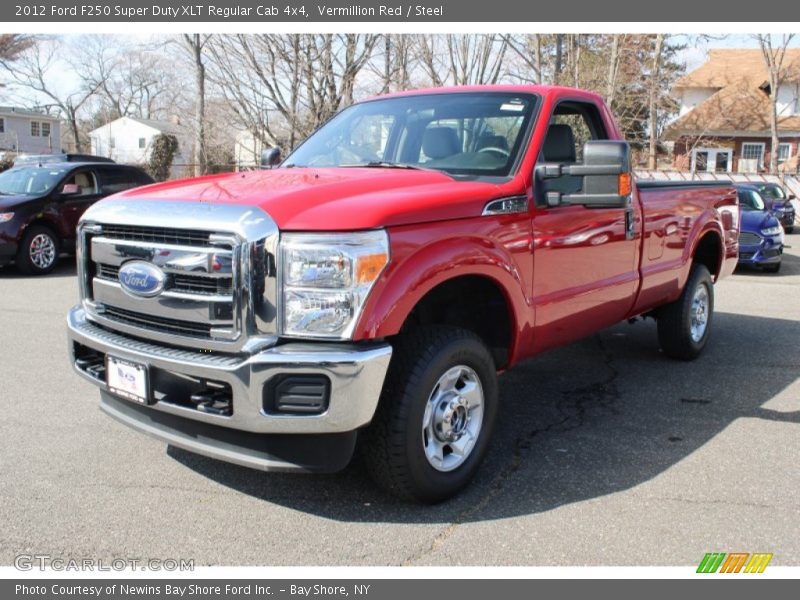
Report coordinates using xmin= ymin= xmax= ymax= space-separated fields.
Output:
xmin=113 ymin=168 xmax=516 ymax=230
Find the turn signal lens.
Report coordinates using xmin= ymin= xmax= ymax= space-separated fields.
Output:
xmin=356 ymin=253 xmax=389 ymax=284
xmin=618 ymin=173 xmax=632 ymax=197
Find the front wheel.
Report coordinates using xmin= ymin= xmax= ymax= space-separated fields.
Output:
xmin=16 ymin=225 xmax=61 ymax=275
xmin=361 ymin=326 xmax=498 ymax=503
xmin=763 ymin=261 xmax=781 ymax=273
xmin=657 ymin=264 xmax=714 ymax=361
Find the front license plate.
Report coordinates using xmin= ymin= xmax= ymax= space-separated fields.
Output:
xmin=106 ymin=356 xmax=150 ymax=404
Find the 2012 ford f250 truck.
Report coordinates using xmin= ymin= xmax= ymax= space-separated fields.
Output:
xmin=67 ymin=85 xmax=739 ymax=502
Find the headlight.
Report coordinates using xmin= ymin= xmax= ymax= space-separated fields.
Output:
xmin=761 ymin=225 xmax=783 ymax=236
xmin=279 ymin=230 xmax=389 ymax=338
xmin=0 ymin=212 xmax=14 ymax=223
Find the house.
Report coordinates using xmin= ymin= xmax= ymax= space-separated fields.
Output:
xmin=0 ymin=106 xmax=61 ymax=156
xmin=233 ymin=130 xmax=265 ymax=170
xmin=665 ymin=49 xmax=800 ymax=174
xmin=89 ymin=116 xmax=190 ymax=176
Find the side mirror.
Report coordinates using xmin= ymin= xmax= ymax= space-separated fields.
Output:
xmin=260 ymin=147 xmax=282 ymax=169
xmin=537 ymin=140 xmax=632 ymax=208
xmin=61 ymin=183 xmax=80 ymax=196
xmin=788 ymin=194 xmax=796 ymax=201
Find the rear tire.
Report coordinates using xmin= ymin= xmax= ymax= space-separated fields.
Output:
xmin=657 ymin=264 xmax=714 ymax=361
xmin=785 ymin=226 xmax=794 ymax=234
xmin=361 ymin=326 xmax=498 ymax=503
xmin=763 ymin=262 xmax=781 ymax=273
xmin=16 ymin=225 xmax=60 ymax=276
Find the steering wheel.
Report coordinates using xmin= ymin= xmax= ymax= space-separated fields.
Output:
xmin=478 ymin=147 xmax=511 ymax=159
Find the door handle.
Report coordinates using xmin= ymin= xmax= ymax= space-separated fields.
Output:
xmin=624 ymin=208 xmax=635 ymax=240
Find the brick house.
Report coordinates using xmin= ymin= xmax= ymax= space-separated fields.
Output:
xmin=665 ymin=49 xmax=800 ymax=174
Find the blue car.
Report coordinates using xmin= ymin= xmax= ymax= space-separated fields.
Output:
xmin=736 ymin=184 xmax=784 ymax=273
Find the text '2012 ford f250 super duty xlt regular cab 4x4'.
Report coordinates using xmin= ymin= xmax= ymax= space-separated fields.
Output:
xmin=67 ymin=85 xmax=739 ymax=502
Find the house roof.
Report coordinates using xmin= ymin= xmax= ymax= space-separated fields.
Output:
xmin=0 ymin=106 xmax=60 ymax=120
xmin=665 ymin=49 xmax=800 ymax=140
xmin=89 ymin=116 xmax=183 ymax=135
xmin=673 ymin=49 xmax=800 ymax=89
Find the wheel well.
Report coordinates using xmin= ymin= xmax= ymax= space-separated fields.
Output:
xmin=23 ymin=219 xmax=60 ymax=240
xmin=400 ymin=275 xmax=513 ymax=369
xmin=693 ymin=231 xmax=721 ymax=278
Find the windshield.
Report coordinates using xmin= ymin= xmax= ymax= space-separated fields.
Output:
xmin=738 ymin=189 xmax=766 ymax=211
xmin=0 ymin=167 xmax=67 ymax=196
xmin=284 ymin=92 xmax=538 ymax=177
xmin=758 ymin=184 xmax=786 ymax=200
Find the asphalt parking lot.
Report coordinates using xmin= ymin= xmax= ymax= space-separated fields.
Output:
xmin=1 ymin=243 xmax=798 ymax=567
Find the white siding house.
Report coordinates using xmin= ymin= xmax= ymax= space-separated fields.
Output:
xmin=90 ymin=117 xmax=190 ymax=177
xmin=234 ymin=130 xmax=265 ymax=170
xmin=0 ymin=107 xmax=61 ymax=156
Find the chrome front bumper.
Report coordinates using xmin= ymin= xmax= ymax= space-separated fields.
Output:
xmin=67 ymin=306 xmax=392 ymax=471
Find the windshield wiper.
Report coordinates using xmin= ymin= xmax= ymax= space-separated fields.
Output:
xmin=339 ymin=161 xmax=427 ymax=171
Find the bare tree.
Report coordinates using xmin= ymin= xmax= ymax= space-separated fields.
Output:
xmin=503 ymin=34 xmax=543 ymax=83
xmin=647 ymin=34 xmax=665 ymax=170
xmin=0 ymin=34 xmax=34 ymax=63
xmin=605 ymin=35 xmax=624 ymax=105
xmin=180 ymin=34 xmax=210 ymax=176
xmin=0 ymin=38 xmax=105 ymax=151
xmin=207 ymin=34 xmax=378 ymax=151
xmin=755 ymin=34 xmax=796 ymax=174
xmin=83 ymin=37 xmax=187 ymax=122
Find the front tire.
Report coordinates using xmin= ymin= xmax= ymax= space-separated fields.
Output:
xmin=362 ymin=326 xmax=498 ymax=503
xmin=763 ymin=261 xmax=781 ymax=273
xmin=16 ymin=225 xmax=60 ymax=275
xmin=657 ymin=264 xmax=714 ymax=361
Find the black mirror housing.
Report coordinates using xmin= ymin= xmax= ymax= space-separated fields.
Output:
xmin=538 ymin=140 xmax=632 ymax=208
xmin=260 ymin=147 xmax=282 ymax=169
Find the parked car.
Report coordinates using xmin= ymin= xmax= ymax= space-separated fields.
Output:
xmin=0 ymin=159 xmax=154 ymax=274
xmin=745 ymin=182 xmax=795 ymax=233
xmin=735 ymin=184 xmax=784 ymax=273
xmin=67 ymin=85 xmax=739 ymax=502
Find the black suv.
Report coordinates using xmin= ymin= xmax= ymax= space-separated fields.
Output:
xmin=0 ymin=156 xmax=154 ymax=275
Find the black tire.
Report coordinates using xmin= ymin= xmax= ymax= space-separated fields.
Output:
xmin=361 ymin=326 xmax=498 ymax=503
xmin=16 ymin=225 xmax=61 ymax=276
xmin=763 ymin=261 xmax=781 ymax=273
xmin=657 ymin=264 xmax=714 ymax=361
xmin=786 ymin=226 xmax=794 ymax=234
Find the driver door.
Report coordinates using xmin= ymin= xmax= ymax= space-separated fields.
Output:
xmin=531 ymin=101 xmax=639 ymax=353
xmin=59 ymin=169 xmax=101 ymax=242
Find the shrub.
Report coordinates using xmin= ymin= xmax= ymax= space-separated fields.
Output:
xmin=147 ymin=134 xmax=179 ymax=181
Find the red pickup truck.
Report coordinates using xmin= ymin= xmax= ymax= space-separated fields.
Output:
xmin=67 ymin=85 xmax=739 ymax=502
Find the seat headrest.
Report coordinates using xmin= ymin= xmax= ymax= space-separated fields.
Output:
xmin=423 ymin=127 xmax=460 ymax=160
xmin=543 ymin=124 xmax=577 ymax=163
xmin=74 ymin=173 xmax=91 ymax=189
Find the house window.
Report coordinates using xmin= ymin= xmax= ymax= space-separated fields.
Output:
xmin=30 ymin=121 xmax=40 ymax=137
xmin=0 ymin=118 xmax=4 ymax=133
xmin=741 ymin=142 xmax=765 ymax=168
xmin=41 ymin=122 xmax=50 ymax=138
xmin=138 ymin=137 xmax=146 ymax=149
xmin=777 ymin=143 xmax=792 ymax=165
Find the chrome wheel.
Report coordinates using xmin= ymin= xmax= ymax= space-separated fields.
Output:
xmin=29 ymin=233 xmax=57 ymax=270
xmin=690 ymin=283 xmax=709 ymax=343
xmin=422 ymin=365 xmax=484 ymax=472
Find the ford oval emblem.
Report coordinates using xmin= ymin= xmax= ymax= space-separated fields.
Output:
xmin=118 ymin=261 xmax=166 ymax=298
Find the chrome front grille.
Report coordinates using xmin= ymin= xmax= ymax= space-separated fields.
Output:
xmin=738 ymin=232 xmax=762 ymax=246
xmin=77 ymin=199 xmax=279 ymax=353
xmin=96 ymin=263 xmax=234 ymax=296
xmin=102 ymin=306 xmax=214 ymax=338
xmin=100 ymin=224 xmax=213 ymax=247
